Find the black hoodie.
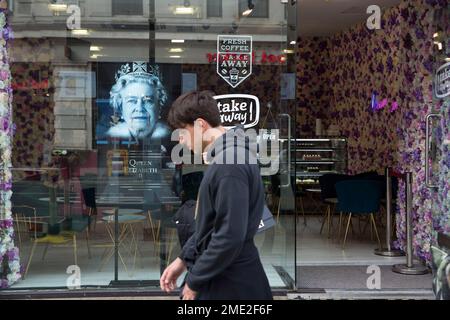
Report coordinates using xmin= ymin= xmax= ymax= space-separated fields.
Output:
xmin=179 ymin=126 xmax=271 ymax=299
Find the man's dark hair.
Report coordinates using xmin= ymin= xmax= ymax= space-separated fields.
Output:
xmin=167 ymin=90 xmax=221 ymax=129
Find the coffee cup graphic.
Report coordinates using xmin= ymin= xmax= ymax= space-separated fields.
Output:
xmin=230 ymin=68 xmax=239 ymax=84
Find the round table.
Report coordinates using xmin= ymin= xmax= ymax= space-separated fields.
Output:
xmin=102 ymin=208 xmax=144 ymax=216
xmin=100 ymin=214 xmax=147 ymax=276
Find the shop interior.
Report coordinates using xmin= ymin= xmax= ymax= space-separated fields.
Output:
xmin=4 ymin=0 xmax=448 ymax=296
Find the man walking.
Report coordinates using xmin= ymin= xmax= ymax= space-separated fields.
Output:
xmin=160 ymin=90 xmax=272 ymax=300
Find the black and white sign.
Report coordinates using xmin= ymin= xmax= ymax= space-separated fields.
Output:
xmin=217 ymin=35 xmax=252 ymax=88
xmin=214 ymin=94 xmax=260 ymax=129
xmin=435 ymin=62 xmax=450 ymax=99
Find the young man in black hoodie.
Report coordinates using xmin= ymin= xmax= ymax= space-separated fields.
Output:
xmin=160 ymin=90 xmax=272 ymax=300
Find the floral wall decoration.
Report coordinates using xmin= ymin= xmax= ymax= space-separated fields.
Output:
xmin=296 ymin=0 xmax=447 ymax=263
xmin=0 ymin=2 xmax=21 ymax=288
xmin=11 ymin=62 xmax=55 ymax=172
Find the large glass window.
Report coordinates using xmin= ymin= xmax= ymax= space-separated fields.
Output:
xmin=112 ymin=0 xmax=143 ymax=16
xmin=6 ymin=0 xmax=296 ymax=291
xmin=207 ymin=0 xmax=222 ymax=18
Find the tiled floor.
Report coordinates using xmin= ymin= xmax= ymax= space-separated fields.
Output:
xmin=10 ymin=214 xmax=410 ymax=290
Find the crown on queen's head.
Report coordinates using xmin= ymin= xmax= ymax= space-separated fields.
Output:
xmin=115 ymin=61 xmax=161 ymax=82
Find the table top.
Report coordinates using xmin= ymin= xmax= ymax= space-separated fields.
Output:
xmin=38 ymin=197 xmax=81 ymax=204
xmin=101 ymin=215 xmax=146 ymax=223
xmin=102 ymin=208 xmax=144 ymax=215
xmin=305 ymin=188 xmax=321 ymax=193
xmin=324 ymin=197 xmax=338 ymax=204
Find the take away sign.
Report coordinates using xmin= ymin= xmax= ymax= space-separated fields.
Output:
xmin=217 ymin=35 xmax=252 ymax=88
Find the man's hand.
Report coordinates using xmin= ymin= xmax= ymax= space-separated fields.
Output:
xmin=182 ymin=283 xmax=197 ymax=300
xmin=160 ymin=257 xmax=187 ymax=293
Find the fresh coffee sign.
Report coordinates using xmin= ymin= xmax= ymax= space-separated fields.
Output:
xmin=214 ymin=94 xmax=260 ymax=129
xmin=217 ymin=35 xmax=252 ymax=88
xmin=435 ymin=62 xmax=450 ymax=98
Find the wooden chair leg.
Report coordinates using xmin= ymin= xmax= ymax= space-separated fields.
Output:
xmin=342 ymin=213 xmax=352 ymax=249
xmin=338 ymin=212 xmax=343 ymax=240
xmin=42 ymin=242 xmax=50 ymax=261
xmin=320 ymin=205 xmax=330 ymax=234
xmin=299 ymin=197 xmax=306 ymax=226
xmin=24 ymin=239 xmax=38 ymax=279
xmin=14 ymin=214 xmax=23 ymax=251
xmin=370 ymin=214 xmax=382 ymax=249
xmin=86 ymin=229 xmax=92 ymax=259
xmin=327 ymin=206 xmax=332 ymax=238
xmin=73 ymin=234 xmax=78 ymax=266
xmin=166 ymin=228 xmax=177 ymax=268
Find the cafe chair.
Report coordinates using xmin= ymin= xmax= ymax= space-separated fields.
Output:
xmin=335 ymin=180 xmax=383 ymax=250
xmin=270 ymin=174 xmax=305 ymax=225
xmin=318 ymin=174 xmax=349 ymax=238
xmin=23 ymin=213 xmax=94 ymax=279
xmin=80 ymin=174 xmax=99 ymax=232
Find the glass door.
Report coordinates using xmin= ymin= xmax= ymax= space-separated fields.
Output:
xmin=428 ymin=5 xmax=450 ymax=299
xmin=149 ymin=0 xmax=297 ymax=289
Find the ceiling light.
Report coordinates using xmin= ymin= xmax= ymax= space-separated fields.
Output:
xmin=90 ymin=54 xmax=104 ymax=59
xmin=283 ymin=49 xmax=294 ymax=54
xmin=290 ymin=41 xmax=296 ymax=45
xmin=169 ymin=55 xmax=181 ymax=59
xmin=169 ymin=48 xmax=184 ymax=53
xmin=48 ymin=3 xmax=67 ymax=12
xmin=243 ymin=0 xmax=254 ymax=16
xmin=71 ymin=29 xmax=90 ymax=36
xmin=174 ymin=6 xmax=194 ymax=14
xmin=171 ymin=39 xmax=185 ymax=43
xmin=90 ymin=46 xmax=102 ymax=52
xmin=242 ymin=9 xmax=253 ymax=16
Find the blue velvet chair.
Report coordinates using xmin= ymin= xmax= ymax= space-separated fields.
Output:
xmin=335 ymin=180 xmax=383 ymax=249
xmin=318 ymin=173 xmax=350 ymax=237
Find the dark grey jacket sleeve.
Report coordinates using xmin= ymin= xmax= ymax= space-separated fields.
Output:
xmin=185 ymin=175 xmax=249 ymax=292
xmin=179 ymin=233 xmax=197 ymax=268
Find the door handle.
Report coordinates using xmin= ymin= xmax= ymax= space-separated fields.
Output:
xmin=425 ymin=113 xmax=441 ymax=188
xmin=279 ymin=113 xmax=291 ymax=188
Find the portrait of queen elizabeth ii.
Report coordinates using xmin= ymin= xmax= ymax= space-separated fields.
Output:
xmin=106 ymin=62 xmax=171 ymax=143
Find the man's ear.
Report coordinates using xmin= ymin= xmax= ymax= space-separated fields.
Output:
xmin=194 ymin=118 xmax=209 ymax=131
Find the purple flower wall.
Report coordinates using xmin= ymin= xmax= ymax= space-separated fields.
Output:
xmin=297 ymin=0 xmax=448 ymax=263
xmin=0 ymin=1 xmax=21 ymax=288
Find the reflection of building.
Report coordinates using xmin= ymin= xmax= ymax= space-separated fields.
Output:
xmin=8 ymin=0 xmax=291 ymax=155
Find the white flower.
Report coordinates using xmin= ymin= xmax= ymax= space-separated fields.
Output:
xmin=2 ymin=148 xmax=11 ymax=163
xmin=0 ymin=13 xmax=5 ymax=28
xmin=0 ymin=132 xmax=7 ymax=148
xmin=0 ymin=104 xmax=7 ymax=117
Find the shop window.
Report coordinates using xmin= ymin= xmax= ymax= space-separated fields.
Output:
xmin=112 ymin=0 xmax=143 ymax=16
xmin=207 ymin=0 xmax=222 ymax=18
xmin=16 ymin=0 xmax=31 ymax=15
xmin=238 ymin=0 xmax=269 ymax=18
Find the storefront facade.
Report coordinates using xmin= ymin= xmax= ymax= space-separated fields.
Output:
xmin=0 ymin=0 xmax=449 ymax=298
